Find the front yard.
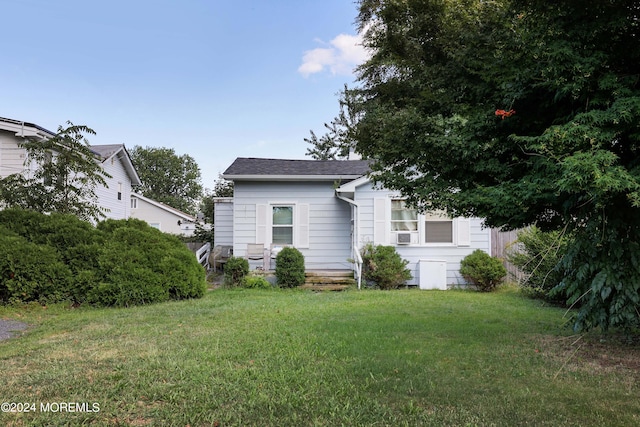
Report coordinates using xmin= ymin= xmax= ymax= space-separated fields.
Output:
xmin=0 ymin=287 xmax=638 ymax=426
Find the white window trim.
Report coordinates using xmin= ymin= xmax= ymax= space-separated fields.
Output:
xmin=271 ymin=204 xmax=295 ymax=246
xmin=256 ymin=202 xmax=310 ymax=249
xmin=379 ymin=197 xmax=470 ymax=247
xmin=422 ymin=217 xmax=456 ymax=247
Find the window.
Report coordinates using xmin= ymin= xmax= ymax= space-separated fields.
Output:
xmin=391 ymin=200 xmax=417 ymax=231
xmin=374 ymin=197 xmax=469 ymax=247
xmin=256 ymin=203 xmax=309 ymax=248
xmin=272 ymin=206 xmax=293 ymax=245
xmin=425 ymin=212 xmax=453 ymax=243
xmin=117 ymin=182 xmax=122 ymax=201
xmin=131 ymin=197 xmax=137 ymax=209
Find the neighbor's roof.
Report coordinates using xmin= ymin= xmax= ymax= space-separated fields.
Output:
xmin=131 ymin=192 xmax=196 ymax=221
xmin=91 ymin=144 xmax=142 ymax=186
xmin=91 ymin=144 xmax=126 ymax=161
xmin=222 ymin=157 xmax=371 ymax=181
xmin=0 ymin=116 xmax=56 ymax=139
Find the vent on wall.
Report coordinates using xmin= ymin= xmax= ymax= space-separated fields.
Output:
xmin=396 ymin=233 xmax=411 ymax=245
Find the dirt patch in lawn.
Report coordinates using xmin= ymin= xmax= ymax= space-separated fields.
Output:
xmin=535 ymin=333 xmax=640 ymax=375
xmin=0 ymin=319 xmax=29 ymax=341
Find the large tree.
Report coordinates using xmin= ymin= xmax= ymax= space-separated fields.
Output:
xmin=0 ymin=122 xmax=110 ymax=221
xmin=130 ymin=146 xmax=203 ymax=215
xmin=305 ymin=85 xmax=361 ymax=160
xmin=345 ymin=0 xmax=640 ymax=331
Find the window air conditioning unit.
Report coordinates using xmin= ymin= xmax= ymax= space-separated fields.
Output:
xmin=396 ymin=233 xmax=411 ymax=245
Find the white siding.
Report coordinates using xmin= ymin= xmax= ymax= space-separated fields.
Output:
xmin=355 ymin=181 xmax=490 ymax=286
xmin=0 ymin=131 xmax=31 ymax=179
xmin=95 ymin=155 xmax=132 ymax=220
xmin=233 ymin=181 xmax=352 ymax=270
xmin=1 ymin=131 xmax=131 ymax=221
xmin=129 ymin=196 xmax=191 ymax=235
xmin=213 ymin=198 xmax=234 ymax=246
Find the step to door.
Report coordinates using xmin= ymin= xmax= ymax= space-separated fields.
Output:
xmin=302 ymin=270 xmax=355 ymax=291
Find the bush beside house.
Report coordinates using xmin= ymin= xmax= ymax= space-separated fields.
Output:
xmin=460 ymin=249 xmax=507 ymax=292
xmin=0 ymin=209 xmax=206 ymax=307
xmin=223 ymin=256 xmax=250 ymax=287
xmin=275 ymin=247 xmax=306 ymax=288
xmin=361 ymin=244 xmax=412 ymax=290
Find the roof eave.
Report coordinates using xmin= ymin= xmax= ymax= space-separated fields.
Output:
xmin=99 ymin=145 xmax=142 ymax=186
xmin=131 ymin=192 xmax=196 ymax=221
xmin=336 ymin=175 xmax=372 ymax=193
xmin=222 ymin=174 xmax=365 ymax=182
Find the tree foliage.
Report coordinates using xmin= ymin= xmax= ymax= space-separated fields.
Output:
xmin=342 ymin=0 xmax=640 ymax=330
xmin=130 ymin=146 xmax=203 ymax=214
xmin=305 ymin=85 xmax=362 ymax=160
xmin=507 ymin=227 xmax=569 ymax=305
xmin=0 ymin=122 xmax=110 ymax=221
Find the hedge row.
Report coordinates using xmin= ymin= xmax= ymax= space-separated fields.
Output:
xmin=0 ymin=209 xmax=207 ymax=307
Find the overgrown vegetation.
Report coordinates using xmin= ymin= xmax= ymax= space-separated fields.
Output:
xmin=507 ymin=227 xmax=569 ymax=304
xmin=361 ymin=243 xmax=412 ymax=289
xmin=460 ymin=249 xmax=507 ymax=292
xmin=0 ymin=209 xmax=206 ymax=307
xmin=275 ymin=247 xmax=306 ymax=288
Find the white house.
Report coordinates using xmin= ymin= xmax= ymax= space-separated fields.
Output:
xmin=130 ymin=192 xmax=201 ymax=236
xmin=218 ymin=157 xmax=492 ymax=289
xmin=0 ymin=117 xmax=55 ymax=179
xmin=0 ymin=117 xmax=141 ymax=220
xmin=90 ymin=144 xmax=141 ymax=220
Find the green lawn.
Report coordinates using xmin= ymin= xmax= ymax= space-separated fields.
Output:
xmin=1 ymin=287 xmax=638 ymax=426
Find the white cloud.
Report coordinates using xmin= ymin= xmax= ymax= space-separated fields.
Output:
xmin=298 ymin=32 xmax=370 ymax=78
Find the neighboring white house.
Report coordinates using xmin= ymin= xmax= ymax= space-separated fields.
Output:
xmin=130 ymin=192 xmax=200 ymax=236
xmin=0 ymin=117 xmax=141 ymax=220
xmin=0 ymin=117 xmax=56 ymax=179
xmin=90 ymin=144 xmax=142 ymax=220
xmin=219 ymin=157 xmax=492 ymax=289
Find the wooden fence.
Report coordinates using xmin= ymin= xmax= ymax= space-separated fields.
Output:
xmin=491 ymin=229 xmax=525 ymax=283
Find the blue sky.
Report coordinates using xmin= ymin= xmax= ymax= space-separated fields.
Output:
xmin=1 ymin=0 xmax=368 ymax=188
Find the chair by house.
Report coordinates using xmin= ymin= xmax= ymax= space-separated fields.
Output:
xmin=246 ymin=243 xmax=268 ymax=270
xmin=210 ymin=245 xmax=233 ymax=271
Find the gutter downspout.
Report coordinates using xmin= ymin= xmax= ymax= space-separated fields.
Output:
xmin=336 ymin=192 xmax=362 ymax=289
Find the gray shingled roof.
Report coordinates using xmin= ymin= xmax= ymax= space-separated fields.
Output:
xmin=91 ymin=144 xmax=125 ymax=161
xmin=223 ymin=157 xmax=371 ymax=179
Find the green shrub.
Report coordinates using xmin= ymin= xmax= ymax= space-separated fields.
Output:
xmin=460 ymin=249 xmax=507 ymax=292
xmin=506 ymin=227 xmax=569 ymax=304
xmin=90 ymin=223 xmax=206 ymax=307
xmin=275 ymin=247 xmax=305 ymax=288
xmin=224 ymin=256 xmax=250 ymax=287
xmin=0 ymin=210 xmax=206 ymax=307
xmin=0 ymin=234 xmax=72 ymax=304
xmin=361 ymin=244 xmax=412 ymax=290
xmin=242 ymin=275 xmax=272 ymax=289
